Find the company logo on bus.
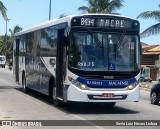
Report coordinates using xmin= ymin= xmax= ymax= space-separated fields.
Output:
xmin=77 ymin=77 xmax=136 ymax=87
xmin=87 ymin=81 xmax=103 ymax=85
xmin=108 ymin=81 xmax=129 ymax=86
xmin=86 ymin=80 xmax=129 ymax=86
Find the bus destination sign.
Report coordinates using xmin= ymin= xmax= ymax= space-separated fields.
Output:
xmin=72 ymin=17 xmax=139 ymax=29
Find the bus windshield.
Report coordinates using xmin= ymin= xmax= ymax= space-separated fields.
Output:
xmin=69 ymin=31 xmax=140 ymax=72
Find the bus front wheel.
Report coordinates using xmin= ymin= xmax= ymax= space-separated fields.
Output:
xmin=53 ymin=87 xmax=62 ymax=107
xmin=49 ymin=82 xmax=62 ymax=107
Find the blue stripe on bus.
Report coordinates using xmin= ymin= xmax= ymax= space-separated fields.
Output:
xmin=76 ymin=77 xmax=137 ymax=87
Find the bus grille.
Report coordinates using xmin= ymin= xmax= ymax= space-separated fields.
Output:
xmin=88 ymin=95 xmax=127 ymax=100
xmin=82 ymin=74 xmax=134 ymax=80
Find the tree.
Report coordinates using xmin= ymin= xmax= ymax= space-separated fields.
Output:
xmin=8 ymin=25 xmax=23 ymax=57
xmin=0 ymin=35 xmax=6 ymax=55
xmin=9 ymin=25 xmax=23 ymax=36
xmin=137 ymin=4 xmax=160 ymax=38
xmin=59 ymin=13 xmax=67 ymax=18
xmin=0 ymin=35 xmax=11 ymax=58
xmin=0 ymin=25 xmax=23 ymax=59
xmin=78 ymin=0 xmax=124 ymax=14
xmin=0 ymin=0 xmax=8 ymax=20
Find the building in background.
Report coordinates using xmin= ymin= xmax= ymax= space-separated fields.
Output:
xmin=141 ymin=43 xmax=160 ymax=81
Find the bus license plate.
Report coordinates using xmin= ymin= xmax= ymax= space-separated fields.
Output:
xmin=102 ymin=93 xmax=114 ymax=97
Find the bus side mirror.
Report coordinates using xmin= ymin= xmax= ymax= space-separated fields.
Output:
xmin=50 ymin=58 xmax=56 ymax=66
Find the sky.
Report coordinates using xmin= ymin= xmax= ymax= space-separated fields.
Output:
xmin=0 ymin=0 xmax=160 ymax=45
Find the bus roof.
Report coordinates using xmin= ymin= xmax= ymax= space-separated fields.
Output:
xmin=14 ymin=14 xmax=138 ymax=36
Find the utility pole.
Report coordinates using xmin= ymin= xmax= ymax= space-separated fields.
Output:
xmin=49 ymin=0 xmax=52 ymax=20
xmin=5 ymin=18 xmax=10 ymax=57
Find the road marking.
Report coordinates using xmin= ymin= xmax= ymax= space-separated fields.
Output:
xmin=0 ymin=78 xmax=105 ymax=128
xmin=17 ymin=93 xmax=48 ymax=110
xmin=0 ymin=78 xmax=47 ymax=109
xmin=0 ymin=78 xmax=17 ymax=87
xmin=71 ymin=114 xmax=104 ymax=129
xmin=10 ymin=91 xmax=104 ymax=128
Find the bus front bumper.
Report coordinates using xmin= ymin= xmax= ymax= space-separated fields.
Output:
xmin=67 ymin=84 xmax=140 ymax=103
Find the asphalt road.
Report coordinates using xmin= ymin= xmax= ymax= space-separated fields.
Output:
xmin=0 ymin=68 xmax=159 ymax=129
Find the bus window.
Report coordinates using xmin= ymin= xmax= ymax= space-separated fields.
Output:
xmin=26 ymin=33 xmax=34 ymax=56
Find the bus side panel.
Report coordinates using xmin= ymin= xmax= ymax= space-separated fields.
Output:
xmin=25 ymin=56 xmax=56 ymax=96
xmin=25 ymin=56 xmax=41 ymax=91
xmin=40 ymin=57 xmax=56 ymax=95
xmin=39 ymin=57 xmax=49 ymax=95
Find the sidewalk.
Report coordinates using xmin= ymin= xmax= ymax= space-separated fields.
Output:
xmin=140 ymin=81 xmax=158 ymax=91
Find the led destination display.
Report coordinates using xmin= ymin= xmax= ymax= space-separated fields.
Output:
xmin=72 ymin=16 xmax=139 ymax=29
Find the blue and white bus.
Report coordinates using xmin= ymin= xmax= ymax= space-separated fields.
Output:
xmin=13 ymin=14 xmax=141 ymax=107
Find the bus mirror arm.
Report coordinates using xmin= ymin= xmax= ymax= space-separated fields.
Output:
xmin=140 ymin=43 xmax=142 ymax=55
xmin=66 ymin=48 xmax=69 ymax=55
xmin=63 ymin=36 xmax=69 ymax=46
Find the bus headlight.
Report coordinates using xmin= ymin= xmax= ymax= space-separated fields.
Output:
xmin=127 ymin=80 xmax=139 ymax=90
xmin=68 ymin=76 xmax=89 ymax=90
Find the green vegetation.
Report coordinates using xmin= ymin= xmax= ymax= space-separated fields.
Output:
xmin=0 ymin=0 xmax=8 ymax=20
xmin=59 ymin=13 xmax=67 ymax=18
xmin=0 ymin=25 xmax=22 ymax=59
xmin=1 ymin=0 xmax=160 ymax=60
xmin=78 ymin=0 xmax=124 ymax=14
xmin=137 ymin=4 xmax=160 ymax=38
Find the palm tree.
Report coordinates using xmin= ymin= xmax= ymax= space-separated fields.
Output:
xmin=0 ymin=35 xmax=6 ymax=55
xmin=9 ymin=25 xmax=23 ymax=36
xmin=0 ymin=0 xmax=8 ymax=20
xmin=59 ymin=13 xmax=67 ymax=18
xmin=2 ymin=25 xmax=23 ymax=59
xmin=137 ymin=4 xmax=160 ymax=38
xmin=78 ymin=0 xmax=124 ymax=14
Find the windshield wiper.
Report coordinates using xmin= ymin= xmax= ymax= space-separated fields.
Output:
xmin=113 ymin=31 xmax=126 ymax=61
xmin=117 ymin=31 xmax=126 ymax=49
xmin=86 ymin=29 xmax=106 ymax=67
xmin=87 ymin=29 xmax=103 ymax=48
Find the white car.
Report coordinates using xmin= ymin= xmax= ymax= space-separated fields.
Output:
xmin=0 ymin=55 xmax=6 ymax=68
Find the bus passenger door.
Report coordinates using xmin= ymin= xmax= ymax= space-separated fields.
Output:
xmin=56 ymin=29 xmax=66 ymax=99
xmin=14 ymin=38 xmax=19 ymax=83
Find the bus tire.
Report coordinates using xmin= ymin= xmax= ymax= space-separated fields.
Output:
xmin=150 ymin=91 xmax=159 ymax=105
xmin=53 ymin=87 xmax=63 ymax=107
xmin=22 ymin=73 xmax=28 ymax=93
xmin=49 ymin=78 xmax=62 ymax=107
